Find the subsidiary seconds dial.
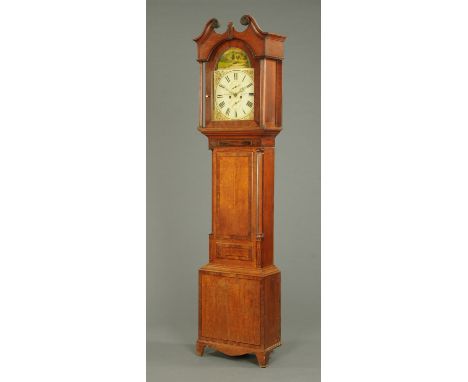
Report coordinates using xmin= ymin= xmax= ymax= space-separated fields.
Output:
xmin=214 ymin=69 xmax=254 ymax=121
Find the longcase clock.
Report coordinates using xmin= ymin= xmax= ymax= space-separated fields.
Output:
xmin=193 ymin=15 xmax=286 ymax=368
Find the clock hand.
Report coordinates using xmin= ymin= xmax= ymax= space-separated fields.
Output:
xmin=239 ymin=84 xmax=254 ymax=94
xmin=219 ymin=84 xmax=235 ymax=95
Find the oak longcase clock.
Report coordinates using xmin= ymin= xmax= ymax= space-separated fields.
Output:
xmin=193 ymin=15 xmax=286 ymax=368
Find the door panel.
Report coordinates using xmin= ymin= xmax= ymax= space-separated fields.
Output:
xmin=215 ymin=151 xmax=253 ymax=240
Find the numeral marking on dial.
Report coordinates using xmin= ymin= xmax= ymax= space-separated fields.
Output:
xmin=226 ymin=108 xmax=230 ymax=116
xmin=246 ymin=100 xmax=253 ymax=108
xmin=225 ymin=76 xmax=230 ymax=83
xmin=217 ymin=94 xmax=223 ymax=98
xmin=234 ymin=72 xmax=238 ymax=80
xmin=246 ymin=83 xmax=252 ymax=88
xmin=219 ymin=101 xmax=225 ymax=108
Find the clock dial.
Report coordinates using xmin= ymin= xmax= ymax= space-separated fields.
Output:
xmin=213 ymin=68 xmax=254 ymax=121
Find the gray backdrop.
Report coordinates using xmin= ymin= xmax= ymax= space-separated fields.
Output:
xmin=147 ymin=0 xmax=320 ymax=380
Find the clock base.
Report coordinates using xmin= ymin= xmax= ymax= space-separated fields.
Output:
xmin=196 ymin=264 xmax=281 ymax=368
xmin=195 ymin=339 xmax=280 ymax=368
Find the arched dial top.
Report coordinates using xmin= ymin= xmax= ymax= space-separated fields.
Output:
xmin=217 ymin=48 xmax=251 ymax=69
xmin=214 ymin=47 xmax=254 ymax=121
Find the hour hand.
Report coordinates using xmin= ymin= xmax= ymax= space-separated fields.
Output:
xmin=238 ymin=84 xmax=252 ymax=94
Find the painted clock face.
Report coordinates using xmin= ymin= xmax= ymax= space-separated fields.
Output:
xmin=213 ymin=69 xmax=254 ymax=121
xmin=213 ymin=47 xmax=254 ymax=121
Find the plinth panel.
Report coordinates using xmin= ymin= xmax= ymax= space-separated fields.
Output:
xmin=200 ymin=271 xmax=261 ymax=345
xmin=264 ymin=271 xmax=281 ymax=347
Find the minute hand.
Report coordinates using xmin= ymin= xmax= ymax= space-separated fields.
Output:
xmin=219 ymin=84 xmax=235 ymax=95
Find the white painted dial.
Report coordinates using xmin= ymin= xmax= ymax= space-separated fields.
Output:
xmin=214 ymin=69 xmax=254 ymax=120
